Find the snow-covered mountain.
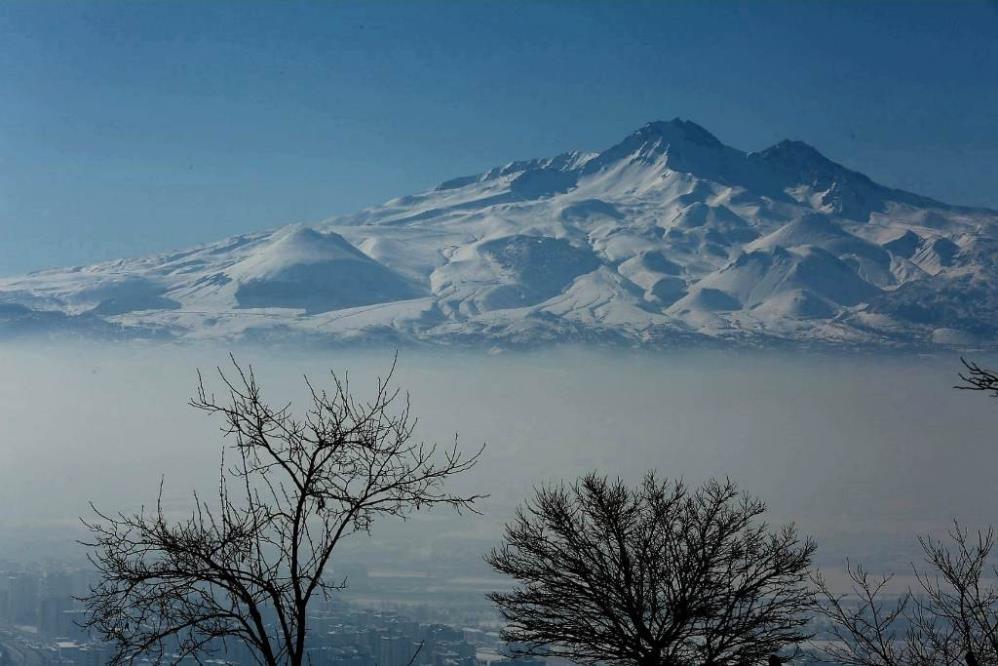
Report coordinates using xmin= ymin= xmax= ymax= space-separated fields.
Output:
xmin=3 ymin=119 xmax=996 ymax=349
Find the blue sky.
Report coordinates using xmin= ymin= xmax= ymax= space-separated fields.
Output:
xmin=1 ymin=1 xmax=996 ymax=275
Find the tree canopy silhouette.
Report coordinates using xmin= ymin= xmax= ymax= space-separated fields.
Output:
xmin=487 ymin=473 xmax=815 ymax=666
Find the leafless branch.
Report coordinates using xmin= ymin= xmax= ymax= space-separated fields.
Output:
xmin=80 ymin=355 xmax=484 ymax=666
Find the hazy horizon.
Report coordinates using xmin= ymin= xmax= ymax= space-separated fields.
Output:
xmin=2 ymin=343 xmax=996 ymax=581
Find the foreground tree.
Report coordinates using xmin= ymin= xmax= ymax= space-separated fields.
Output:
xmin=813 ymin=358 xmax=998 ymax=666
xmin=486 ymin=473 xmax=816 ymax=666
xmin=82 ymin=357 xmax=483 ymax=666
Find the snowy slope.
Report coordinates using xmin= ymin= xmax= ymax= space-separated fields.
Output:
xmin=2 ymin=118 xmax=996 ymax=350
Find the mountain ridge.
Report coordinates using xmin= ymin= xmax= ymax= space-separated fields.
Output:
xmin=2 ymin=119 xmax=996 ymax=350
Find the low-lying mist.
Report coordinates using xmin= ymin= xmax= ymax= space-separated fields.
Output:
xmin=1 ymin=343 xmax=996 ymax=586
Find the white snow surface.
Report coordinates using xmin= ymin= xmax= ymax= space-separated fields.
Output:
xmin=2 ymin=118 xmax=996 ymax=349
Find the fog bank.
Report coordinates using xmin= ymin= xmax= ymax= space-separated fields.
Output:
xmin=1 ymin=343 xmax=996 ymax=575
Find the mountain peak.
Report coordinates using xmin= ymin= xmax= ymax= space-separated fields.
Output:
xmin=754 ymin=138 xmax=879 ymax=192
xmin=635 ymin=118 xmax=724 ymax=148
xmin=581 ymin=118 xmax=733 ymax=176
xmin=756 ymin=139 xmax=838 ymax=169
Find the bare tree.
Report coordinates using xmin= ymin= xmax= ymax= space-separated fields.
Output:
xmin=811 ymin=563 xmax=914 ymax=666
xmin=813 ymin=524 xmax=998 ymax=666
xmin=486 ymin=473 xmax=816 ymax=666
xmin=813 ymin=358 xmax=998 ymax=666
xmin=81 ymin=356 xmax=484 ymax=666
